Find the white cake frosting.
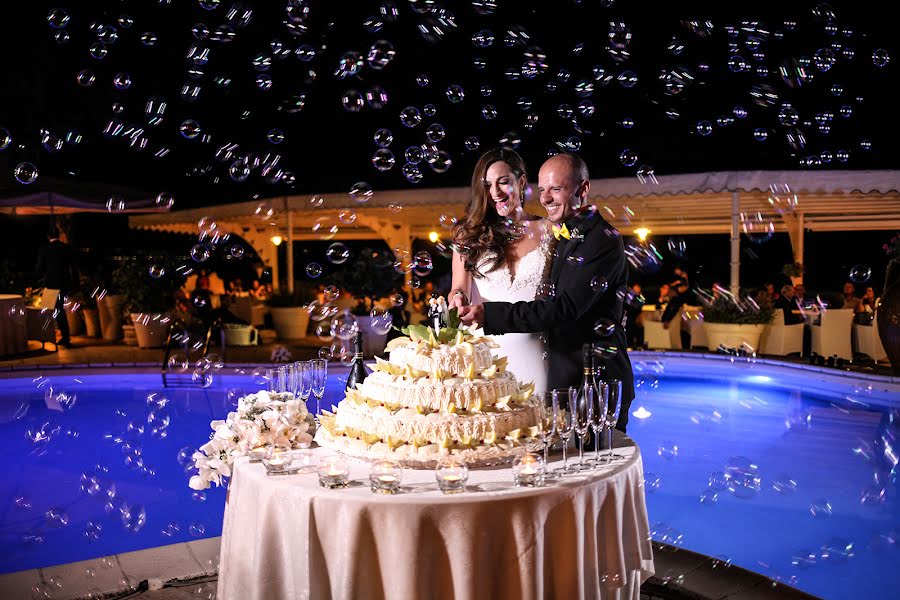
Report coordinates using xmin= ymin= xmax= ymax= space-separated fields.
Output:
xmin=314 ymin=311 xmax=543 ymax=468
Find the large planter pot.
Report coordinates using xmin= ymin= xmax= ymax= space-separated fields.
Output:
xmin=271 ymin=306 xmax=310 ymax=340
xmin=123 ymin=324 xmax=137 ymax=346
xmin=877 ymin=258 xmax=900 ymax=375
xmin=790 ymin=275 xmax=803 ymax=286
xmin=65 ymin=309 xmax=85 ymax=337
xmin=82 ymin=308 xmax=101 ymax=338
xmin=97 ymin=294 xmax=124 ymax=341
xmin=223 ymin=323 xmax=259 ymax=346
xmin=131 ymin=313 xmax=171 ymax=348
xmin=355 ymin=315 xmax=389 ymax=357
xmin=703 ymin=322 xmax=768 ymax=353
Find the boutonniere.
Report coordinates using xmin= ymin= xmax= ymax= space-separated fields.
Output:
xmin=568 ymin=227 xmax=584 ymax=242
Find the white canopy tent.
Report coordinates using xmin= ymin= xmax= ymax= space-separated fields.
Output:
xmin=129 ymin=169 xmax=900 ymax=294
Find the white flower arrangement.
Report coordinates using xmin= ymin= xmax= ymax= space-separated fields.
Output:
xmin=188 ymin=390 xmax=313 ymax=490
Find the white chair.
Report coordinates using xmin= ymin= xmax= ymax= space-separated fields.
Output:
xmin=853 ymin=312 xmax=887 ymax=362
xmin=760 ymin=310 xmax=804 ymax=356
xmin=810 ymin=308 xmax=854 ymax=360
xmin=684 ymin=306 xmax=708 ymax=349
xmin=643 ymin=306 xmax=683 ymax=350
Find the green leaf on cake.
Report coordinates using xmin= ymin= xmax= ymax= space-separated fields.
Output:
xmin=436 ymin=327 xmax=458 ymax=343
xmin=406 ymin=324 xmax=432 ymax=342
xmin=447 ymin=307 xmax=461 ymax=329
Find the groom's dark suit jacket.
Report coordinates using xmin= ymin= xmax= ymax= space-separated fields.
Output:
xmin=482 ymin=208 xmax=635 ymax=431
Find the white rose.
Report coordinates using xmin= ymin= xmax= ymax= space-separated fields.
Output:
xmin=189 ymin=475 xmax=209 ymax=490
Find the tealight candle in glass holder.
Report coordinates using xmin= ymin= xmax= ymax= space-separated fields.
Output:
xmin=248 ymin=444 xmax=268 ymax=463
xmin=263 ymin=445 xmax=293 ymax=475
xmin=318 ymin=455 xmax=350 ymax=489
xmin=369 ymin=460 xmax=402 ymax=494
xmin=435 ymin=456 xmax=468 ymax=494
xmin=512 ymin=452 xmax=545 ymax=487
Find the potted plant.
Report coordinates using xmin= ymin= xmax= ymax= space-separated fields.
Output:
xmin=268 ymin=290 xmax=311 ymax=340
xmin=701 ymin=294 xmax=775 ymax=353
xmin=112 ymin=256 xmax=182 ymax=348
xmin=782 ymin=262 xmax=804 ymax=286
xmin=78 ymin=278 xmax=101 ymax=338
xmin=329 ymin=252 xmax=404 ymax=356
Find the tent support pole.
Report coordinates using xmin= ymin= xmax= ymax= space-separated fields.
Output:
xmin=285 ymin=197 xmax=294 ymax=294
xmin=730 ymin=191 xmax=740 ymax=296
xmin=783 ymin=211 xmax=805 ymax=269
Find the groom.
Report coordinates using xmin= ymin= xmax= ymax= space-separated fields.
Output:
xmin=459 ymin=153 xmax=635 ymax=431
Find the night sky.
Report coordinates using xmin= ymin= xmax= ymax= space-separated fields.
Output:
xmin=1 ymin=0 xmax=898 ymax=208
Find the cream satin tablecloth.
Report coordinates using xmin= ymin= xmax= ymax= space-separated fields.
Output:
xmin=0 ymin=294 xmax=27 ymax=356
xmin=217 ymin=434 xmax=654 ymax=600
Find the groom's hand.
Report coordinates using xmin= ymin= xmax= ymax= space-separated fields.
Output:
xmin=458 ymin=304 xmax=484 ymax=328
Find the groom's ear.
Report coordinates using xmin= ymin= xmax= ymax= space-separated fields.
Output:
xmin=577 ymin=179 xmax=591 ymax=202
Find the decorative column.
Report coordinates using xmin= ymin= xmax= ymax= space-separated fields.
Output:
xmin=285 ymin=197 xmax=294 ymax=294
xmin=730 ymin=191 xmax=740 ymax=296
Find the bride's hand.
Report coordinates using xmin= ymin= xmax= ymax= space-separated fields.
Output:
xmin=448 ymin=289 xmax=469 ymax=310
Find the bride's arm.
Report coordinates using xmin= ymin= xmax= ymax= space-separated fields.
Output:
xmin=448 ymin=250 xmax=472 ymax=309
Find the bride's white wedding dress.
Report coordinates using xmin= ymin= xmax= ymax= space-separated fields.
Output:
xmin=470 ymin=225 xmax=552 ymax=394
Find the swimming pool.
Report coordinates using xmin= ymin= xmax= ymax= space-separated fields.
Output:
xmin=1 ymin=356 xmax=897 ymax=600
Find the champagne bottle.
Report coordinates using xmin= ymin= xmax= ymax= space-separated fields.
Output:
xmin=572 ymin=343 xmax=596 ymax=456
xmin=345 ymin=331 xmax=369 ymax=392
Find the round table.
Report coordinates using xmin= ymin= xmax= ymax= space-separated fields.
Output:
xmin=0 ymin=294 xmax=27 ymax=356
xmin=217 ymin=435 xmax=654 ymax=600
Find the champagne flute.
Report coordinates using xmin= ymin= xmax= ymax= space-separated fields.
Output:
xmin=573 ymin=381 xmax=593 ymax=470
xmin=297 ymin=361 xmax=312 ymax=404
xmin=288 ymin=361 xmax=302 ymax=398
xmin=552 ymin=388 xmax=577 ymax=474
xmin=603 ymin=379 xmax=625 ymax=462
xmin=276 ymin=366 xmax=289 ymax=394
xmin=265 ymin=368 xmax=277 ymax=394
xmin=589 ymin=381 xmax=608 ymax=465
xmin=308 ymin=359 xmax=327 ymax=420
xmin=537 ymin=392 xmax=559 ymax=480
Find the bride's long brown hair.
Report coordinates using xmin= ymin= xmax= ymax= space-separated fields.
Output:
xmin=452 ymin=148 xmax=528 ymax=277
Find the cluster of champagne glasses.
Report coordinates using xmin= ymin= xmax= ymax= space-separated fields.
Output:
xmin=535 ymin=379 xmax=624 ymax=476
xmin=267 ymin=359 xmax=328 ymax=422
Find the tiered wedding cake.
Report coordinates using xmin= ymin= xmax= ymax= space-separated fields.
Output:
xmin=314 ymin=300 xmax=542 ymax=467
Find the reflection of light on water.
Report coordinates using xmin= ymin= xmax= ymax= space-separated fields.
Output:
xmin=632 ymin=406 xmax=652 ymax=419
xmin=746 ymin=375 xmax=772 ymax=383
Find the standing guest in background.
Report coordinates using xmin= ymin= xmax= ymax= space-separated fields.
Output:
xmin=856 ymin=286 xmax=877 ymax=324
xmin=840 ymin=281 xmax=861 ymax=311
xmin=655 ymin=283 xmax=670 ymax=309
xmin=35 ymin=227 xmax=78 ymax=347
xmin=670 ymin=265 xmax=690 ymax=289
xmin=625 ymin=283 xmax=644 ymax=349
xmin=764 ymin=282 xmax=781 ymax=303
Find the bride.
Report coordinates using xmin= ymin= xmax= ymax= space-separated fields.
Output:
xmin=448 ymin=148 xmax=551 ymax=394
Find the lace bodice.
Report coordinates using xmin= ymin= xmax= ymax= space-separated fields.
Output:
xmin=472 ymin=224 xmax=552 ymax=303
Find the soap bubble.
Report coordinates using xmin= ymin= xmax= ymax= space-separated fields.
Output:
xmin=83 ymin=521 xmax=103 ymax=541
xmin=47 ymin=8 xmax=70 ymax=28
xmin=374 ymin=128 xmax=393 ymax=148
xmin=367 ymin=39 xmax=396 ymax=69
xmin=190 ymin=245 xmax=210 ymax=262
xmin=330 ymin=312 xmax=359 ymax=340
xmin=644 ymin=472 xmax=661 ymax=493
xmin=667 ymin=237 xmax=687 ymax=258
xmin=402 ymin=163 xmax=423 ymax=183
xmin=338 ymin=208 xmax=357 ymax=225
xmin=849 ymin=265 xmax=871 ymax=283
xmin=113 ymin=73 xmax=132 ymax=90
xmin=14 ymin=162 xmax=39 ymax=185
xmin=400 ymin=106 xmax=422 ymax=128
xmin=325 ymin=242 xmax=350 ymax=265
xmin=446 ymin=84 xmax=465 ymax=103
xmin=872 ymin=48 xmax=890 ymax=67
xmin=45 ymin=507 xmax=70 ymax=528
xmin=335 ymin=51 xmax=364 ymax=78
xmin=390 ymin=293 xmax=405 ymax=307
xmin=657 ymin=441 xmax=678 ymax=460
xmin=341 ymin=90 xmax=364 ymax=112
xmin=318 ymin=346 xmax=334 ymax=360
xmin=425 ymin=123 xmax=446 ymax=143
xmin=413 ymin=251 xmax=433 ymax=276
xmin=819 ymin=538 xmax=854 ymax=563
xmin=772 ymin=475 xmax=798 ymax=495
xmin=810 ymin=499 xmax=833 ymax=518
xmin=696 ymin=120 xmax=713 ymax=136
xmin=619 ymin=149 xmax=638 ymax=167
xmin=464 ymin=136 xmax=480 ymax=151
xmin=192 ymin=491 xmax=207 ymax=503
xmin=372 ymin=149 xmax=396 ymax=171
xmin=168 ymin=351 xmax=189 ymax=372
xmin=593 ymin=319 xmax=617 ymax=338
xmin=192 ymin=369 xmax=213 ymax=388
xmin=305 ymin=263 xmax=323 ymax=278
xmin=741 ymin=213 xmax=774 ymax=244
xmin=370 ymin=309 xmax=393 ymax=335
xmin=699 ymin=489 xmax=718 ymax=505
xmin=350 ymin=181 xmax=373 ymax=204
xmin=141 ymin=32 xmax=158 ymax=46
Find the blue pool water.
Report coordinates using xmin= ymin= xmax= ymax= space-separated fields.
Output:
xmin=1 ymin=356 xmax=897 ymax=600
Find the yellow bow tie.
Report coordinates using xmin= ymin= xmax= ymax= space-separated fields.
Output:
xmin=552 ymin=224 xmax=571 ymax=240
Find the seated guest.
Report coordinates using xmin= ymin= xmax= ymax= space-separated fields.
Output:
xmin=840 ymin=281 xmax=861 ymax=311
xmin=764 ymin=282 xmax=780 ymax=303
xmin=856 ymin=287 xmax=877 ymax=324
xmin=250 ymin=279 xmax=268 ymax=301
xmin=655 ymin=283 xmax=670 ymax=309
xmin=775 ymin=285 xmax=805 ymax=325
xmin=793 ymin=283 xmax=808 ymax=308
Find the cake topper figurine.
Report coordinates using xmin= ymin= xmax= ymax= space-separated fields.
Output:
xmin=426 ymin=294 xmax=447 ymax=335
